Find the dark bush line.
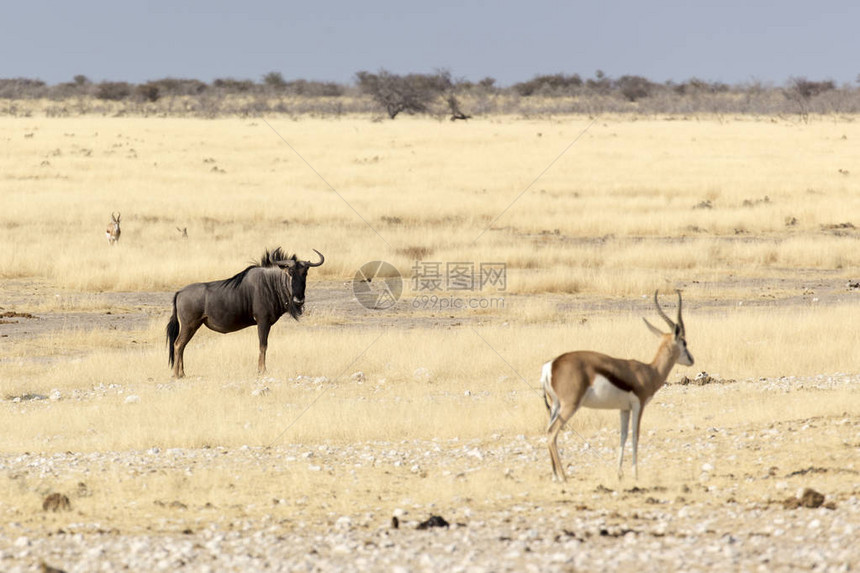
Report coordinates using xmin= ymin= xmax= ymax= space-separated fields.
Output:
xmin=0 ymin=71 xmax=857 ymax=119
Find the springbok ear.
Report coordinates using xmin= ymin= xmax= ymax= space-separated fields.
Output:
xmin=643 ymin=318 xmax=664 ymax=338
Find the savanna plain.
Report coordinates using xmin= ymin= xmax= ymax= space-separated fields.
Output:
xmin=1 ymin=113 xmax=859 ymax=571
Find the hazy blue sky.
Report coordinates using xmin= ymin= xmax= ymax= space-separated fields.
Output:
xmin=3 ymin=0 xmax=857 ymax=86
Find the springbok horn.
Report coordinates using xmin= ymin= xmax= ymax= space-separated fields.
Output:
xmin=306 ymin=249 xmax=325 ymax=267
xmin=675 ymin=289 xmax=685 ymax=336
xmin=653 ymin=290 xmax=676 ymax=331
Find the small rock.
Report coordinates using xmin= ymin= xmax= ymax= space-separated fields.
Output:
xmin=800 ymin=488 xmax=825 ymax=508
xmin=40 ymin=562 xmax=67 ymax=573
xmin=124 ymin=395 xmax=140 ymax=404
xmin=417 ymin=515 xmax=450 ymax=530
xmin=413 ymin=367 xmax=432 ymax=381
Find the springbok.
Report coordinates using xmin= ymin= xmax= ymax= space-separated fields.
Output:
xmin=176 ymin=227 xmax=188 ymax=239
xmin=542 ymin=290 xmax=694 ymax=482
xmin=106 ymin=212 xmax=121 ymax=245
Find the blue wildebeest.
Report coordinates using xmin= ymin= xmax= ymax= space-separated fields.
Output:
xmin=166 ymin=247 xmax=324 ymax=378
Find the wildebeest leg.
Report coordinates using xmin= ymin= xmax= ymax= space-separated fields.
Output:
xmin=173 ymin=320 xmax=202 ymax=379
xmin=257 ymin=321 xmax=271 ymax=375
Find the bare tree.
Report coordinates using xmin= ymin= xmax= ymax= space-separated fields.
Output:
xmin=356 ymin=69 xmax=451 ymax=119
xmin=785 ymin=77 xmax=835 ymax=122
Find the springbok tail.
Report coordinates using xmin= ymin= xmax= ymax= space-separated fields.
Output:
xmin=541 ymin=361 xmax=560 ymax=430
xmin=166 ymin=293 xmax=179 ymax=367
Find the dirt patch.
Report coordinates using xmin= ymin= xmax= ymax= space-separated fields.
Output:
xmin=0 ymin=310 xmax=37 ymax=319
xmin=0 ymin=309 xmax=37 ymax=325
xmin=42 ymin=493 xmax=72 ymax=512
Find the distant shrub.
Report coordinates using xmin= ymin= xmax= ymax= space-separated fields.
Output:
xmin=478 ymin=77 xmax=497 ymax=90
xmin=513 ymin=73 xmax=582 ymax=96
xmin=0 ymin=78 xmax=47 ymax=99
xmin=213 ymin=78 xmax=255 ymax=92
xmin=615 ymin=75 xmax=655 ymax=102
xmin=136 ymin=83 xmax=161 ymax=102
xmin=263 ymin=71 xmax=287 ymax=89
xmin=674 ymin=78 xmax=730 ymax=95
xmin=286 ymin=80 xmax=344 ymax=97
xmin=144 ymin=78 xmax=207 ymax=96
xmin=585 ymin=71 xmax=612 ymax=95
xmin=787 ymin=77 xmax=835 ymax=100
xmin=785 ymin=77 xmax=837 ymax=120
xmin=96 ymin=82 xmax=132 ymax=101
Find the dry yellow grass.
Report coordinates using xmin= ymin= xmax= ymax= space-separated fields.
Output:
xmin=1 ymin=115 xmax=858 ymax=294
xmin=1 ymin=303 xmax=857 ymax=454
xmin=1 ymin=115 xmax=859 ymax=540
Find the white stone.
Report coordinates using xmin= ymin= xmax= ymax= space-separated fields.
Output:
xmin=413 ymin=367 xmax=432 ymax=381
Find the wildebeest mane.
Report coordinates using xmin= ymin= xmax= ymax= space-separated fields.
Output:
xmin=219 ymin=247 xmax=297 ymax=289
xmin=260 ymin=247 xmax=297 ymax=268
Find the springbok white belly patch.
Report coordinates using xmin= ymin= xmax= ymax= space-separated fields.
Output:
xmin=581 ymin=375 xmax=639 ymax=410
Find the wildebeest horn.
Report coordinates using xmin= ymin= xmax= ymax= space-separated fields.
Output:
xmin=653 ymin=290 xmax=676 ymax=331
xmin=306 ymin=249 xmax=325 ymax=267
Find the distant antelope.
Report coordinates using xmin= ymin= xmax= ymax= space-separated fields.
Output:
xmin=542 ymin=290 xmax=694 ymax=482
xmin=106 ymin=212 xmax=121 ymax=245
xmin=176 ymin=227 xmax=188 ymax=239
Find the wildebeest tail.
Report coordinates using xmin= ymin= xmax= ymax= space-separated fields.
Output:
xmin=541 ymin=361 xmax=560 ymax=430
xmin=166 ymin=292 xmax=179 ymax=367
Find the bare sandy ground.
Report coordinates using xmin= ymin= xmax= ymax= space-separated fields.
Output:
xmin=1 ymin=279 xmax=858 ymax=572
